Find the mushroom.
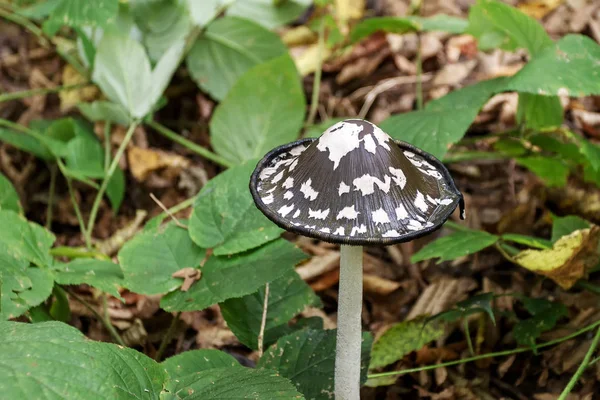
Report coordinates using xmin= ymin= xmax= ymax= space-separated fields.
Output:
xmin=250 ymin=119 xmax=464 ymax=400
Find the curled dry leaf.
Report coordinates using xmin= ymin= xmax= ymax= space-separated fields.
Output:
xmin=517 ymin=0 xmax=565 ymax=19
xmin=171 ymin=267 xmax=201 ymax=292
xmin=127 ymin=146 xmax=190 ymax=182
xmin=293 ymin=43 xmax=333 ymax=76
xmin=514 ymin=226 xmax=600 ymax=289
xmin=59 ymin=64 xmax=98 ymax=112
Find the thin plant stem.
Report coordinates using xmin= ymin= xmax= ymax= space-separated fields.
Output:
xmin=0 ymin=82 xmax=91 ymax=103
xmin=155 ymin=312 xmax=182 ymax=361
xmin=558 ymin=325 xmax=600 ymax=400
xmin=86 ymin=122 xmax=138 ymax=246
xmin=149 ymin=193 xmax=187 ymax=229
xmin=64 ymin=287 xmax=125 ymax=346
xmin=494 ymin=242 xmax=517 ymax=264
xmin=50 ymin=246 xmax=110 ymax=260
xmin=146 ymin=120 xmax=233 ymax=168
xmin=257 ymin=282 xmax=270 ymax=357
xmin=306 ymin=17 xmax=325 ymax=127
xmin=104 ymin=121 xmax=111 ymax=172
xmin=0 ymin=118 xmax=47 ymax=142
xmin=464 ymin=319 xmax=474 ymax=356
xmin=368 ymin=318 xmax=600 ymax=379
xmin=57 ymin=160 xmax=90 ymax=249
xmin=46 ymin=163 xmax=57 ymax=230
xmin=335 ymin=245 xmax=363 ymax=400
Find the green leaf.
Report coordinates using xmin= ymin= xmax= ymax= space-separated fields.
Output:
xmin=189 ymin=162 xmax=283 ymax=256
xmin=0 ymin=128 xmax=53 ymax=160
xmin=516 ymin=93 xmax=563 ymax=131
xmin=411 ymin=229 xmax=499 ymax=263
xmin=226 ymin=0 xmax=312 ymax=29
xmin=65 ymin=130 xmax=105 ymax=178
xmin=258 ymin=329 xmax=372 ymax=399
xmin=513 ymin=297 xmax=567 ymax=350
xmin=516 ymin=156 xmax=569 ymax=187
xmin=164 ymin=367 xmax=304 ymax=399
xmin=551 ymin=215 xmax=590 ymax=243
xmin=186 ymin=0 xmax=231 ymax=27
xmin=505 ymin=35 xmax=600 ymax=97
xmin=162 ymin=349 xmax=240 ymax=377
xmin=0 ymin=173 xmax=22 ymax=213
xmin=0 ymin=245 xmax=54 ymax=320
xmin=118 ymin=222 xmax=206 ymax=295
xmin=210 ymin=54 xmax=305 ymax=164
xmin=78 ymin=101 xmax=132 ymax=126
xmin=380 ymin=77 xmax=507 ymax=159
xmin=501 ymin=233 xmax=553 ymax=250
xmin=49 ymin=0 xmax=119 ymax=29
xmin=0 ymin=210 xmax=55 ymax=267
xmin=220 ymin=269 xmax=321 ymax=349
xmin=467 ymin=0 xmax=553 ymax=56
xmin=0 ymin=321 xmax=168 ymax=399
xmin=186 ymin=17 xmax=287 ymax=101
xmin=579 ymin=138 xmax=600 ymax=172
xmin=529 ymin=133 xmax=581 ymax=162
xmin=49 ymin=286 xmax=71 ymax=322
xmin=369 ymin=317 xmax=444 ymax=370
xmin=52 ymin=259 xmax=125 ymax=301
xmin=350 ymin=17 xmax=418 ymax=43
xmin=161 ymin=239 xmax=307 ymax=312
xmin=106 ymin=166 xmax=125 ymax=213
xmin=415 ymin=14 xmax=468 ymax=34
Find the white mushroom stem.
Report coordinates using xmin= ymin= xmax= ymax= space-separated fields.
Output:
xmin=335 ymin=245 xmax=363 ymax=400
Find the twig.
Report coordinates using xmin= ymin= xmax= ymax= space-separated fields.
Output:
xmin=558 ymin=325 xmax=600 ymax=400
xmin=46 ymin=163 xmax=57 ymax=229
xmin=368 ymin=318 xmax=600 ymax=379
xmin=306 ymin=18 xmax=325 ymax=127
xmin=86 ymin=121 xmax=139 ymax=246
xmin=146 ymin=120 xmax=233 ymax=168
xmin=0 ymin=82 xmax=91 ymax=103
xmin=357 ymin=75 xmax=432 ymax=119
xmin=149 ymin=193 xmax=187 ymax=229
xmin=257 ymin=282 xmax=270 ymax=357
xmin=155 ymin=312 xmax=181 ymax=361
xmin=57 ymin=160 xmax=90 ymax=249
xmin=64 ymin=286 xmax=125 ymax=346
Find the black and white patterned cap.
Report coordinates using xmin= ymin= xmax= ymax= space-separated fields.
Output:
xmin=250 ymin=119 xmax=464 ymax=246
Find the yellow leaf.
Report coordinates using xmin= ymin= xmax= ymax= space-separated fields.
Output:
xmin=292 ymin=43 xmax=332 ymax=76
xmin=514 ymin=227 xmax=600 ymax=289
xmin=127 ymin=146 xmax=190 ymax=182
xmin=282 ymin=26 xmax=317 ymax=46
xmin=335 ymin=0 xmax=365 ymax=34
xmin=59 ymin=65 xmax=98 ymax=112
xmin=517 ymin=0 xmax=564 ymax=19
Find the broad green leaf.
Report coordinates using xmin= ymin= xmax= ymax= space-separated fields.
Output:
xmin=369 ymin=317 xmax=444 ymax=370
xmin=15 ymin=0 xmax=61 ymax=19
xmin=501 ymin=233 xmax=552 ymax=250
xmin=163 ymin=367 xmax=304 ymax=400
xmin=467 ymin=0 xmax=553 ymax=56
xmin=411 ymin=229 xmax=499 ymax=263
xmin=258 ymin=329 xmax=372 ymax=399
xmin=106 ymin=166 xmax=125 ymax=213
xmin=0 ymin=245 xmax=54 ymax=320
xmin=0 ymin=321 xmax=168 ymax=399
xmin=380 ymin=77 xmax=507 ymax=159
xmin=65 ymin=131 xmax=105 ymax=179
xmin=432 ymin=293 xmax=496 ymax=326
xmin=0 ymin=173 xmax=21 ymax=213
xmin=513 ymin=297 xmax=567 ymax=350
xmin=529 ymin=133 xmax=581 ymax=162
xmin=580 ymin=138 xmax=600 ymax=172
xmin=350 ymin=17 xmax=418 ymax=43
xmin=189 ymin=162 xmax=283 ymax=255
xmin=551 ymin=215 xmax=590 ymax=243
xmin=516 ymin=156 xmax=569 ymax=187
xmin=505 ymin=35 xmax=600 ymax=97
xmin=49 ymin=286 xmax=71 ymax=322
xmin=415 ymin=14 xmax=468 ymax=34
xmin=493 ymin=138 xmax=528 ymax=157
xmin=49 ymin=0 xmax=119 ymax=29
xmin=210 ymin=54 xmax=305 ymax=164
xmin=43 ymin=118 xmax=79 ymax=158
xmin=220 ymin=269 xmax=321 ymax=349
xmin=78 ymin=101 xmax=132 ymax=126
xmin=118 ymin=222 xmax=206 ymax=295
xmin=161 ymin=239 xmax=307 ymax=312
xmin=0 ymin=210 xmax=55 ymax=267
xmin=162 ymin=349 xmax=239 ymax=377
xmin=0 ymin=128 xmax=53 ymax=160
xmin=52 ymin=259 xmax=125 ymax=301
xmin=226 ymin=0 xmax=312 ymax=29
xmin=186 ymin=17 xmax=287 ymax=101
xmin=516 ymin=93 xmax=563 ymax=131
xmin=149 ymin=39 xmax=186 ymax=109
xmin=186 ymin=0 xmax=232 ymax=27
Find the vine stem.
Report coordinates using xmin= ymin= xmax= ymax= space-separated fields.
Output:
xmin=146 ymin=120 xmax=233 ymax=168
xmin=368 ymin=318 xmax=600 ymax=379
xmin=46 ymin=163 xmax=57 ymax=229
xmin=57 ymin=160 xmax=90 ymax=249
xmin=306 ymin=17 xmax=325 ymax=127
xmin=257 ymin=282 xmax=270 ymax=357
xmin=85 ymin=121 xmax=138 ymax=246
xmin=558 ymin=325 xmax=600 ymax=400
xmin=64 ymin=287 xmax=125 ymax=346
xmin=0 ymin=82 xmax=91 ymax=103
xmin=155 ymin=312 xmax=182 ymax=361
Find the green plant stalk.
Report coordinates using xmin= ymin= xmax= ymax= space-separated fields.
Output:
xmin=0 ymin=82 xmax=91 ymax=103
xmin=335 ymin=245 xmax=363 ymax=400
xmin=146 ymin=120 xmax=233 ymax=168
xmin=57 ymin=160 xmax=90 ymax=248
xmin=64 ymin=286 xmax=125 ymax=346
xmin=50 ymin=246 xmax=110 ymax=260
xmin=368 ymin=318 xmax=600 ymax=379
xmin=155 ymin=312 xmax=181 ymax=361
xmin=46 ymin=163 xmax=57 ymax=229
xmin=306 ymin=17 xmax=325 ymax=127
xmin=86 ymin=122 xmax=138 ymax=246
xmin=558 ymin=325 xmax=600 ymax=400
xmin=104 ymin=121 xmax=111 ymax=172
xmin=0 ymin=118 xmax=48 ymax=143
xmin=257 ymin=282 xmax=270 ymax=357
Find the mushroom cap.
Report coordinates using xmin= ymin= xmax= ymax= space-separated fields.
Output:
xmin=250 ymin=119 xmax=464 ymax=246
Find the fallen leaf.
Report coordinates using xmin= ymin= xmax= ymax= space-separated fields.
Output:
xmin=514 ymin=226 xmax=600 ymax=289
xmin=127 ymin=146 xmax=190 ymax=182
xmin=293 ymin=42 xmax=333 ymax=76
xmin=335 ymin=0 xmax=365 ymax=34
xmin=518 ymin=0 xmax=564 ymax=19
xmin=60 ymin=64 xmax=98 ymax=112
xmin=281 ymin=26 xmax=317 ymax=46
xmin=172 ymin=267 xmax=201 ymax=292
